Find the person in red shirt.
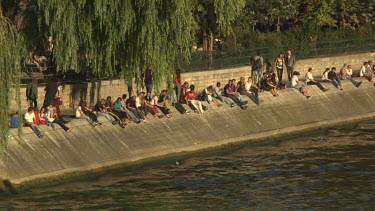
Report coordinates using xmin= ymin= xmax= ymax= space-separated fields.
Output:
xmin=185 ymin=84 xmax=204 ymax=115
xmin=33 ymin=107 xmax=41 ymax=125
xmin=174 ymin=69 xmax=182 ymax=101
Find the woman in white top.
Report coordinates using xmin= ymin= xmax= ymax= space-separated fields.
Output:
xmin=274 ymin=53 xmax=285 ymax=87
xmin=322 ymin=68 xmax=331 ymax=81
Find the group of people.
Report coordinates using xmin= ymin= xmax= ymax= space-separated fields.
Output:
xmin=251 ymin=50 xmax=374 ymax=98
xmin=11 ymin=55 xmax=375 ymax=138
xmin=11 ymin=78 xmax=72 ymax=138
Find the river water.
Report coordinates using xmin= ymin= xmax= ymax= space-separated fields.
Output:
xmin=0 ymin=123 xmax=374 ymax=210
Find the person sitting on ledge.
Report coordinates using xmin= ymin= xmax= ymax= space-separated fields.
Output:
xmin=203 ymin=85 xmax=222 ymax=107
xmin=75 ymin=100 xmax=100 ymax=127
xmin=213 ymin=82 xmax=235 ymax=107
xmin=305 ymin=67 xmax=329 ymax=92
xmin=263 ymin=72 xmax=278 ymax=97
xmin=291 ymin=71 xmax=312 ymax=99
xmin=179 ymin=81 xmax=189 ymax=103
xmin=328 ymin=67 xmax=343 ymax=90
xmin=340 ymin=64 xmax=362 ymax=88
xmin=119 ymin=94 xmax=141 ymax=124
xmin=224 ymin=80 xmax=248 ymax=109
xmin=145 ymin=92 xmax=164 ymax=118
xmin=157 ymin=90 xmax=173 ymax=118
xmin=243 ymin=77 xmax=261 ymax=105
xmin=94 ymin=99 xmax=119 ymax=125
xmin=126 ymin=96 xmax=147 ymax=122
xmin=10 ymin=112 xmax=19 ymax=128
xmin=47 ymin=103 xmax=73 ymax=132
xmin=185 ymin=85 xmax=205 ymax=115
xmin=360 ymin=61 xmax=375 ymax=86
xmin=136 ymin=92 xmax=150 ymax=119
xmin=105 ymin=96 xmax=113 ymax=111
xmin=103 ymin=97 xmax=127 ymax=127
xmin=25 ymin=107 xmax=44 ymax=138
xmin=322 ymin=67 xmax=331 ymax=82
xmin=170 ymin=90 xmax=190 ymax=115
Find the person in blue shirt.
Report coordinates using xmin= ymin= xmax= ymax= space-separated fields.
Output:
xmin=10 ymin=112 xmax=19 ymax=128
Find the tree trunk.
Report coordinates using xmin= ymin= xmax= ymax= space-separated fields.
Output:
xmin=208 ymin=32 xmax=214 ymax=68
xmin=202 ymin=30 xmax=208 ymax=51
xmin=276 ymin=16 xmax=280 ymax=32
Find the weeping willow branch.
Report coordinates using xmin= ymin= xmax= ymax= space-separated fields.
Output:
xmin=0 ymin=7 xmax=24 ymax=152
xmin=36 ymin=0 xmax=244 ymax=87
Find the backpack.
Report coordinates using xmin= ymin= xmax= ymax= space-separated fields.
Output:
xmin=253 ymin=57 xmax=262 ymax=70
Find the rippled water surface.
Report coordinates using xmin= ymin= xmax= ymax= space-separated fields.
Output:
xmin=1 ymin=123 xmax=374 ymax=210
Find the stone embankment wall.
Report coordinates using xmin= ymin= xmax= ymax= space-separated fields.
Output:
xmin=11 ymin=52 xmax=374 ymax=111
xmin=2 ymin=77 xmax=375 ymax=193
xmin=0 ymin=78 xmax=375 ymax=192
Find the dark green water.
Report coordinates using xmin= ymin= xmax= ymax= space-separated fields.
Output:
xmin=1 ymin=123 xmax=374 ymax=210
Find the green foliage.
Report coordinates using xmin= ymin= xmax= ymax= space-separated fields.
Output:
xmin=0 ymin=7 xmax=24 ymax=151
xmin=214 ymin=0 xmax=245 ymax=35
xmin=35 ymin=0 xmax=195 ymax=87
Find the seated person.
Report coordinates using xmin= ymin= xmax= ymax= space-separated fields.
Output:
xmin=145 ymin=92 xmax=164 ymax=118
xmin=157 ymin=90 xmax=173 ymax=118
xmin=291 ymin=71 xmax=312 ymax=99
xmin=10 ymin=112 xmax=19 ymax=128
xmin=179 ymin=82 xmax=189 ymax=103
xmin=105 ymin=96 xmax=114 ymax=110
xmin=328 ymin=67 xmax=343 ymax=90
xmin=118 ymin=94 xmax=141 ymax=124
xmin=126 ymin=96 xmax=146 ymax=122
xmin=112 ymin=97 xmax=131 ymax=125
xmin=94 ymin=99 xmax=119 ymax=125
xmin=24 ymin=107 xmax=44 ymax=138
xmin=360 ymin=62 xmax=375 ymax=85
xmin=170 ymin=90 xmax=190 ymax=114
xmin=262 ymin=73 xmax=278 ymax=97
xmin=340 ymin=64 xmax=362 ymax=88
xmin=213 ymin=82 xmax=234 ymax=107
xmin=47 ymin=103 xmax=73 ymax=132
xmin=322 ymin=68 xmax=331 ymax=82
xmin=136 ymin=92 xmax=149 ymax=118
xmin=243 ymin=77 xmax=261 ymax=105
xmin=75 ymin=100 xmax=100 ymax=127
xmin=185 ymin=85 xmax=204 ymax=115
xmin=305 ymin=67 xmax=329 ymax=92
xmin=32 ymin=52 xmax=47 ymax=72
xmin=224 ymin=80 xmax=248 ymax=109
xmin=203 ymin=86 xmax=222 ymax=107
xmin=33 ymin=106 xmax=42 ymax=125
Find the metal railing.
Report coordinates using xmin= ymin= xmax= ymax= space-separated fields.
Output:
xmin=20 ymin=36 xmax=375 ymax=85
xmin=180 ymin=36 xmax=375 ymax=72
